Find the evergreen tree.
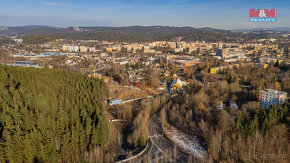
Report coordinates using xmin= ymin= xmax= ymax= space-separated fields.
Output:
xmin=0 ymin=65 xmax=109 ymax=161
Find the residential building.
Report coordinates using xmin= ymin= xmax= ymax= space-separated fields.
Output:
xmin=218 ymin=42 xmax=223 ymax=49
xmin=230 ymin=101 xmax=239 ymax=110
xmin=62 ymin=45 xmax=69 ymax=51
xmin=216 ymin=48 xmax=229 ymax=58
xmin=174 ymin=48 xmax=184 ymax=53
xmin=73 ymin=46 xmax=80 ymax=52
xmin=170 ymin=79 xmax=186 ymax=93
xmin=259 ymin=89 xmax=288 ymax=109
xmin=80 ymin=46 xmax=88 ymax=52
xmin=217 ymin=102 xmax=224 ymax=110
xmin=144 ymin=49 xmax=155 ymax=53
xmin=88 ymin=47 xmax=96 ymax=52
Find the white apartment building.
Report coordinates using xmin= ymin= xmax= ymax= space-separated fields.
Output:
xmin=259 ymin=89 xmax=288 ymax=109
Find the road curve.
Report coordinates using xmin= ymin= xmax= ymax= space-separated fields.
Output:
xmin=137 ymin=114 xmax=188 ymax=162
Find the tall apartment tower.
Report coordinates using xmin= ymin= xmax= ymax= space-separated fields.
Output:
xmin=259 ymin=89 xmax=287 ymax=109
xmin=218 ymin=42 xmax=223 ymax=49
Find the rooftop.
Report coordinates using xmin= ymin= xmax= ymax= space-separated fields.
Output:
xmin=261 ymin=89 xmax=287 ymax=95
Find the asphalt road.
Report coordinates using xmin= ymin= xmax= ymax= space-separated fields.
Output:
xmin=137 ymin=114 xmax=188 ymax=163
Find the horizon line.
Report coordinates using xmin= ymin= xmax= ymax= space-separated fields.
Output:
xmin=1 ymin=25 xmax=290 ymax=31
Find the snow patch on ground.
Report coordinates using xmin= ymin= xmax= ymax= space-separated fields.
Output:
xmin=168 ymin=128 xmax=208 ymax=159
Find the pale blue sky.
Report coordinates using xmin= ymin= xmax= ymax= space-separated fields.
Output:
xmin=0 ymin=0 xmax=289 ymax=29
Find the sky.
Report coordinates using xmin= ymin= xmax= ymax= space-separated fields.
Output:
xmin=0 ymin=0 xmax=289 ymax=29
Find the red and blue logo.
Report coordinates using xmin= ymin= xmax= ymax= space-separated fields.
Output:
xmin=249 ymin=9 xmax=277 ymax=22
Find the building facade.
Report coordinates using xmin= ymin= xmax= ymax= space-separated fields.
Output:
xmin=259 ymin=89 xmax=287 ymax=109
xmin=216 ymin=48 xmax=229 ymax=58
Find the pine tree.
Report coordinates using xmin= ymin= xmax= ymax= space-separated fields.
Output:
xmin=0 ymin=65 xmax=110 ymax=161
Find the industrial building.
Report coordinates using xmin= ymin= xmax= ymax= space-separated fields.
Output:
xmin=3 ymin=61 xmax=43 ymax=68
xmin=108 ymin=99 xmax=122 ymax=106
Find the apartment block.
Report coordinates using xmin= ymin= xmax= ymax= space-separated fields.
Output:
xmin=259 ymin=89 xmax=287 ymax=109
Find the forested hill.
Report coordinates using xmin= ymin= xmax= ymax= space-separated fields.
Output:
xmin=1 ymin=26 xmax=243 ymax=43
xmin=2 ymin=26 xmax=288 ymax=43
xmin=0 ymin=65 xmax=109 ymax=162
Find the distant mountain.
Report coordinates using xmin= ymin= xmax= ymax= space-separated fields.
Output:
xmin=198 ymin=27 xmax=232 ymax=33
xmin=0 ymin=25 xmax=236 ymax=35
xmin=235 ymin=27 xmax=290 ymax=32
xmin=0 ymin=25 xmax=74 ymax=35
xmin=0 ymin=25 xmax=247 ymax=43
xmin=268 ymin=27 xmax=290 ymax=31
xmin=14 ymin=25 xmax=57 ymax=29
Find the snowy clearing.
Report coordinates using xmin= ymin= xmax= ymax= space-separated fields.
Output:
xmin=168 ymin=128 xmax=208 ymax=159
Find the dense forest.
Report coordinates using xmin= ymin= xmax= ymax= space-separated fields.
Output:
xmin=0 ymin=65 xmax=109 ymax=162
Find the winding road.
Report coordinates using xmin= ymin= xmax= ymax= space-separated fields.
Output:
xmin=116 ymin=74 xmax=208 ymax=162
xmin=136 ymin=114 xmax=188 ymax=162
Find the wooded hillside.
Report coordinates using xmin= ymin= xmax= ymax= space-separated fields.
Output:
xmin=0 ymin=65 xmax=109 ymax=162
